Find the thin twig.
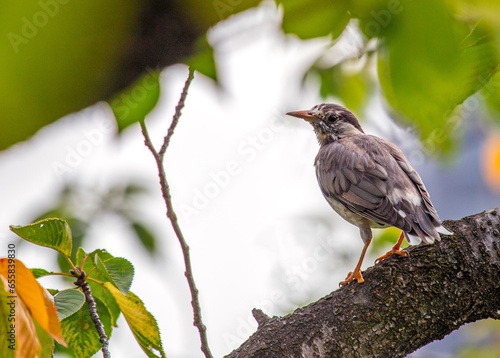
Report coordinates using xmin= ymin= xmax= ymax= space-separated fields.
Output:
xmin=140 ymin=68 xmax=213 ymax=358
xmin=158 ymin=68 xmax=195 ymax=157
xmin=72 ymin=268 xmax=110 ymax=358
xmin=82 ymin=283 xmax=110 ymax=358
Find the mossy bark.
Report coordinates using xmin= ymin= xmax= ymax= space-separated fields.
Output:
xmin=226 ymin=208 xmax=500 ymax=358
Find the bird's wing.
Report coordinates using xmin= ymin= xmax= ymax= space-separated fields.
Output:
xmin=315 ymin=135 xmax=443 ymax=244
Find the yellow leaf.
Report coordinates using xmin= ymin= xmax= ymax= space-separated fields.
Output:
xmin=12 ymin=287 xmax=42 ymax=358
xmin=1 ymin=274 xmax=42 ymax=358
xmin=0 ymin=259 xmax=66 ymax=347
xmin=104 ymin=283 xmax=165 ymax=358
xmin=0 ymin=259 xmax=47 ymax=328
xmin=41 ymin=288 xmax=65 ymax=346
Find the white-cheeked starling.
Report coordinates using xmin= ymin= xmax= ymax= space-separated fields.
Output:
xmin=287 ymin=103 xmax=452 ymax=286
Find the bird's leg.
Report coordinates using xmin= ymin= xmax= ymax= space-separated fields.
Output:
xmin=375 ymin=231 xmax=408 ymax=264
xmin=340 ymin=238 xmax=371 ymax=286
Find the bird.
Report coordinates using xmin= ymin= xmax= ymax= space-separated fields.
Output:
xmin=286 ymin=103 xmax=452 ymax=286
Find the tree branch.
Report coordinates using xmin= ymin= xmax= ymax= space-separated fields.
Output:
xmin=140 ymin=68 xmax=213 ymax=358
xmin=158 ymin=68 xmax=194 ymax=157
xmin=226 ymin=208 xmax=500 ymax=358
xmin=72 ymin=268 xmax=110 ymax=358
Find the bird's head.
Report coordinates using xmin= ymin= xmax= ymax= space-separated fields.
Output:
xmin=287 ymin=103 xmax=364 ymax=145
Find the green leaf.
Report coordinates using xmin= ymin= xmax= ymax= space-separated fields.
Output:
xmin=53 ymin=341 xmax=78 ymax=358
xmin=61 ymin=298 xmax=111 ymax=358
xmin=124 ymin=183 xmax=149 ymax=197
xmin=484 ymin=71 xmax=500 ymax=121
xmin=351 ymin=0 xmax=403 ymax=38
xmin=104 ymin=283 xmax=165 ymax=358
xmin=55 ymin=289 xmax=86 ymax=320
xmin=78 ymin=250 xmax=121 ymax=326
xmin=31 ymin=268 xmax=51 ymax=279
xmin=377 ymin=0 xmax=465 ymax=152
xmin=308 ymin=63 xmax=368 ymax=114
xmin=47 ymin=289 xmax=60 ymax=296
xmin=279 ymin=0 xmax=350 ymax=40
xmin=371 ymin=227 xmax=406 ymax=252
xmin=104 ymin=258 xmax=134 ymax=295
xmin=94 ymin=254 xmax=114 ymax=285
xmin=131 ymin=222 xmax=157 ymax=255
xmin=10 ymin=218 xmax=72 ymax=257
xmin=0 ymin=1 xmax=143 ymax=150
xmin=473 ymin=23 xmax=500 ymax=120
xmin=110 ymin=69 xmax=161 ymax=132
xmin=458 ymin=22 xmax=500 ymax=101
xmin=77 ymin=248 xmax=114 ymax=276
xmin=88 ymin=281 xmax=121 ymax=327
xmin=378 ymin=8 xmax=500 ymax=153
xmin=185 ymin=36 xmax=217 ymax=81
xmin=85 ymin=249 xmax=114 ymax=264
xmin=76 ymin=247 xmax=87 ymax=268
xmin=96 ymin=256 xmax=134 ymax=296
xmin=34 ymin=319 xmax=55 ymax=358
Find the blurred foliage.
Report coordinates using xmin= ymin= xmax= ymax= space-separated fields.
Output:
xmin=186 ymin=36 xmax=218 ymax=83
xmin=483 ymin=70 xmax=500 ymax=123
xmin=0 ymin=0 xmax=142 ymax=149
xmin=280 ymin=0 xmax=350 ymax=40
xmin=110 ymin=36 xmax=218 ymax=133
xmin=370 ymin=226 xmax=407 ymax=253
xmin=110 ymin=69 xmax=161 ymax=133
xmin=457 ymin=319 xmax=500 ymax=357
xmin=281 ymin=0 xmax=500 ymax=154
xmin=32 ymin=181 xmax=160 ymax=275
xmin=0 ymin=0 xmax=263 ymax=150
xmin=6 ymin=220 xmax=164 ymax=358
xmin=3 ymin=0 xmax=500 ymax=156
xmin=306 ymin=57 xmax=373 ymax=115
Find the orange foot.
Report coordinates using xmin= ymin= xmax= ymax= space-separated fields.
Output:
xmin=339 ymin=270 xmax=364 ymax=286
xmin=375 ymin=248 xmax=407 ymax=264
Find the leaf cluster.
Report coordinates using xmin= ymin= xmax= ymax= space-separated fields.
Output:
xmin=31 ymin=181 xmax=160 ymax=278
xmin=279 ymin=0 xmax=500 ymax=153
xmin=0 ymin=218 xmax=165 ymax=358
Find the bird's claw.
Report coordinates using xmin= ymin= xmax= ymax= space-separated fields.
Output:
xmin=339 ymin=270 xmax=364 ymax=286
xmin=375 ymin=248 xmax=408 ymax=264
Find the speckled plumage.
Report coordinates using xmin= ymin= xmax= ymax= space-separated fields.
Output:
xmin=287 ymin=103 xmax=451 ymax=285
xmin=316 ymin=133 xmax=444 ymax=245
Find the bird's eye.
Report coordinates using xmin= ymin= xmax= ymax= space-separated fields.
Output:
xmin=326 ymin=114 xmax=337 ymax=123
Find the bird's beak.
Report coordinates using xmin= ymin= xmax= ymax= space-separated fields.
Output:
xmin=286 ymin=110 xmax=318 ymax=123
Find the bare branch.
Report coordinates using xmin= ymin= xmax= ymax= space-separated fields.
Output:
xmin=72 ymin=268 xmax=110 ymax=358
xmin=159 ymin=67 xmax=195 ymax=157
xmin=252 ymin=308 xmax=271 ymax=328
xmin=140 ymin=68 xmax=213 ymax=358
